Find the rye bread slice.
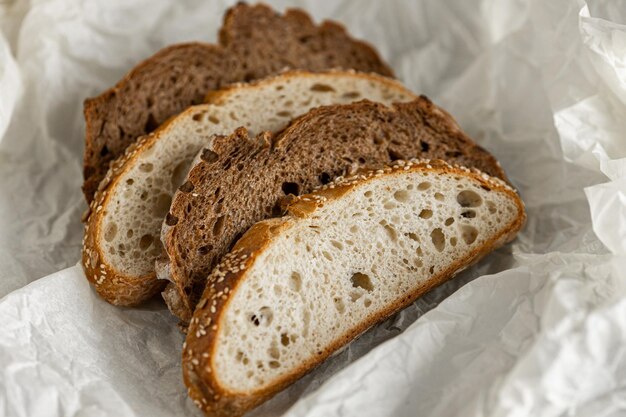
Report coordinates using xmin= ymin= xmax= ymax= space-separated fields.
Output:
xmin=81 ymin=71 xmax=416 ymax=307
xmin=160 ymin=97 xmax=507 ymax=323
xmin=82 ymin=3 xmax=394 ymax=201
xmin=182 ymin=159 xmax=525 ymax=417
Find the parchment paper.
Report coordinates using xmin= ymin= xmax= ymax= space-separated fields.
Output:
xmin=1 ymin=0 xmax=625 ymax=416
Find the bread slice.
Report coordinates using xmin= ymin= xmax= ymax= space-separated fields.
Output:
xmin=82 ymin=3 xmax=394 ymax=201
xmin=81 ymin=71 xmax=416 ymax=306
xmin=182 ymin=159 xmax=525 ymax=416
xmin=160 ymin=98 xmax=507 ymax=323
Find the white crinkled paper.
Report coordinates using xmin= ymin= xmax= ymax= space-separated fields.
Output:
xmin=1 ymin=0 xmax=625 ymax=416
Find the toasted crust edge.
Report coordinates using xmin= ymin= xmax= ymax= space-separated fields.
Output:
xmin=182 ymin=159 xmax=526 ymax=417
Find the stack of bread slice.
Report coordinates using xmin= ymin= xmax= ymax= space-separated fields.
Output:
xmin=81 ymin=3 xmax=525 ymax=417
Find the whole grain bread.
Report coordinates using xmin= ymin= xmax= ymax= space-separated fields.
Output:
xmin=182 ymin=159 xmax=526 ymax=417
xmin=82 ymin=3 xmax=394 ymax=201
xmin=81 ymin=71 xmax=415 ymax=307
xmin=160 ymin=97 xmax=507 ymax=323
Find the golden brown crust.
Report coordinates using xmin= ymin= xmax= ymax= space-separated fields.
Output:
xmin=80 ymin=101 xmax=190 ymax=305
xmin=183 ymin=160 xmax=526 ymax=417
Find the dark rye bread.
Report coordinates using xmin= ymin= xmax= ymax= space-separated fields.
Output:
xmin=82 ymin=3 xmax=394 ymax=201
xmin=159 ymin=97 xmax=507 ymax=323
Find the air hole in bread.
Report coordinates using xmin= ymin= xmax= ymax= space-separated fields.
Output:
xmin=430 ymin=228 xmax=445 ymax=252
xmin=387 ymin=148 xmax=403 ymax=161
xmin=330 ymin=240 xmax=344 ymax=251
xmin=419 ymin=209 xmax=433 ymax=219
xmin=289 ymin=272 xmax=302 ymax=292
xmin=317 ymin=172 xmax=332 ymax=185
xmin=280 ymin=333 xmax=290 ymax=347
xmin=198 ymin=245 xmax=212 ymax=255
xmin=434 ymin=192 xmax=445 ymax=201
xmin=445 ymin=150 xmax=462 ymax=157
xmin=418 ymin=181 xmax=431 ymax=191
xmin=450 ymin=237 xmax=458 ymax=247
xmin=461 ymin=210 xmax=476 ymax=218
xmin=154 ymin=193 xmax=172 ymax=217
xmin=383 ymin=224 xmax=398 ymax=242
xmin=145 ymin=113 xmax=159 ymax=133
xmin=140 ymin=191 xmax=148 ymax=201
xmin=250 ymin=306 xmax=273 ymax=327
xmin=165 ymin=213 xmax=178 ymax=226
xmin=420 ymin=141 xmax=430 ymax=152
xmin=270 ymin=202 xmax=284 ymax=217
xmin=213 ymin=216 xmax=225 ymax=236
xmin=281 ymin=182 xmax=300 ymax=196
xmin=126 ymin=229 xmax=133 ymax=238
xmin=139 ymin=162 xmax=153 ymax=172
xmin=487 ymin=201 xmax=497 ymax=214
xmin=407 ymin=232 xmax=419 ymax=242
xmin=350 ymin=272 xmax=374 ymax=292
xmin=322 ymin=251 xmax=333 ymax=261
xmin=268 ymin=343 xmax=280 ymax=359
xmin=172 ymin=159 xmax=192 ymax=188
xmin=104 ymin=222 xmax=117 ymax=242
xmin=179 ymin=181 xmax=194 ymax=193
xmin=364 ymin=298 xmax=372 ymax=308
xmin=126 ymin=178 xmax=134 ymax=185
xmin=342 ymin=91 xmax=360 ymax=99
xmin=457 ymin=190 xmax=482 ymax=208
xmin=393 ymin=190 xmax=409 ymax=203
xmin=201 ymin=148 xmax=219 ymax=163
xmin=461 ymin=225 xmax=479 ymax=245
xmin=383 ymin=201 xmax=396 ymax=210
xmin=100 ymin=145 xmax=109 ymax=157
xmin=269 ymin=361 xmax=280 ymax=369
xmin=333 ymin=297 xmax=346 ymax=314
xmin=445 ymin=217 xmax=455 ymax=226
xmin=139 ymin=234 xmax=153 ymax=250
xmin=350 ymin=291 xmax=362 ymax=302
xmin=277 ymin=110 xmax=291 ymax=118
xmin=310 ymin=83 xmax=335 ymax=92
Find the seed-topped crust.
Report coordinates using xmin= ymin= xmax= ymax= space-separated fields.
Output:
xmin=183 ymin=160 xmax=525 ymax=417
